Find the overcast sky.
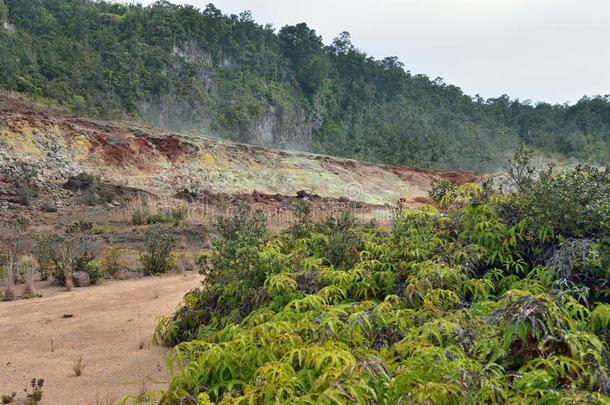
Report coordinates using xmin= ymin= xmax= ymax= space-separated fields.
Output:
xmin=123 ymin=0 xmax=610 ymax=105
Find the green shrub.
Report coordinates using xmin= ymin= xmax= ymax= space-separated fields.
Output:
xmin=131 ymin=210 xmax=146 ymax=226
xmin=33 ymin=233 xmax=65 ymax=281
xmin=85 ymin=261 xmax=104 ymax=284
xmin=15 ymin=255 xmax=36 ymax=284
xmin=145 ymin=214 xmax=167 ymax=224
xmin=132 ymin=208 xmax=186 ymax=226
xmin=151 ymin=167 xmax=610 ymax=403
xmin=100 ymin=245 xmax=124 ymax=278
xmin=140 ymin=225 xmax=177 ymax=275
xmin=518 ymin=165 xmax=609 ymax=239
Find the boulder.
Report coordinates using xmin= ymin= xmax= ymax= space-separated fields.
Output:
xmin=72 ymin=271 xmax=91 ymax=287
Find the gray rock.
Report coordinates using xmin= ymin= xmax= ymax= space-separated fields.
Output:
xmin=72 ymin=271 xmax=91 ymax=287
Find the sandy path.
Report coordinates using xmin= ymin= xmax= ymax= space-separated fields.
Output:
xmin=0 ymin=273 xmax=202 ymax=404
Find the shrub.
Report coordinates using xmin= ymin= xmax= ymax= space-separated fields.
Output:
xmin=64 ymin=172 xmax=94 ymax=191
xmin=1 ymin=392 xmax=16 ymax=404
xmin=207 ymin=205 xmax=268 ymax=284
xmin=518 ymin=165 xmax=609 ymax=239
xmin=0 ymin=254 xmax=7 ymax=286
xmin=100 ymin=246 xmax=124 ymax=278
xmin=23 ymin=379 xmax=43 ymax=404
xmin=15 ymin=185 xmax=38 ymax=206
xmin=17 ymin=255 xmax=36 ymax=296
xmin=33 ymin=234 xmax=65 ymax=281
xmin=131 ymin=210 xmax=146 ymax=226
xmin=85 ymin=261 xmax=104 ymax=284
xmin=64 ymin=220 xmax=95 ymax=281
xmin=145 ymin=214 xmax=166 ymax=224
xmin=169 ymin=207 xmax=186 ymax=224
xmin=132 ymin=208 xmax=186 ymax=226
xmin=429 ymin=179 xmax=457 ymax=207
xmin=151 ymin=168 xmax=610 ymax=403
xmin=140 ymin=225 xmax=177 ymax=275
xmin=34 ymin=221 xmax=95 ymax=286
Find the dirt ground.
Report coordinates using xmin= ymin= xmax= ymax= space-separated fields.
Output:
xmin=0 ymin=272 xmax=203 ymax=404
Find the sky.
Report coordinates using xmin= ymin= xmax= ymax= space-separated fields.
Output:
xmin=123 ymin=0 xmax=610 ymax=105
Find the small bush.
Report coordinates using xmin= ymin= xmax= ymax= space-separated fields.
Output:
xmin=100 ymin=246 xmax=124 ymax=278
xmin=64 ymin=172 xmax=94 ymax=191
xmin=15 ymin=185 xmax=38 ymax=206
xmin=98 ymin=186 xmax=114 ymax=203
xmin=23 ymin=378 xmax=43 ymax=404
xmin=0 ymin=254 xmax=7 ymax=288
xmin=145 ymin=214 xmax=166 ymax=224
xmin=169 ymin=207 xmax=186 ymax=224
xmin=140 ymin=225 xmax=177 ymax=275
xmin=429 ymin=179 xmax=457 ymax=207
xmin=131 ymin=210 xmax=147 ymax=226
xmin=17 ymin=255 xmax=36 ymax=295
xmin=132 ymin=208 xmax=185 ymax=226
xmin=85 ymin=261 xmax=104 ymax=284
xmin=33 ymin=234 xmax=65 ymax=281
xmin=1 ymin=392 xmax=16 ymax=403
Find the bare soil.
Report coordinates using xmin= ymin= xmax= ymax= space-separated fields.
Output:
xmin=0 ymin=272 xmax=202 ymax=404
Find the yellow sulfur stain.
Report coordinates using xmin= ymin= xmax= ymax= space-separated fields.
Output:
xmin=71 ymin=134 xmax=91 ymax=160
xmin=200 ymin=152 xmax=215 ymax=169
xmin=0 ymin=122 xmax=43 ymax=159
xmin=199 ymin=152 xmax=230 ymax=170
xmin=52 ymin=124 xmax=67 ymax=147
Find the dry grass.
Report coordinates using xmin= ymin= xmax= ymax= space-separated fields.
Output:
xmin=73 ymin=356 xmax=86 ymax=377
xmin=95 ymin=392 xmax=115 ymax=405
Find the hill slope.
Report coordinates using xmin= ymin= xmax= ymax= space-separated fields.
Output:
xmin=0 ymin=0 xmax=608 ymax=171
xmin=0 ymin=95 xmax=478 ymax=209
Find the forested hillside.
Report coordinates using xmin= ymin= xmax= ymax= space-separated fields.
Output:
xmin=1 ymin=0 xmax=608 ymax=171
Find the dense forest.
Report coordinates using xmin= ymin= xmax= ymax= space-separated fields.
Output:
xmin=0 ymin=0 xmax=609 ymax=170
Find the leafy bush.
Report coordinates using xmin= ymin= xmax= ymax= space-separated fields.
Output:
xmin=518 ymin=165 xmax=609 ymax=239
xmin=150 ymin=163 xmax=610 ymax=403
xmin=33 ymin=233 xmax=65 ymax=281
xmin=132 ymin=208 xmax=186 ymax=226
xmin=100 ymin=245 xmax=124 ymax=278
xmin=33 ymin=221 xmax=95 ymax=286
xmin=15 ymin=255 xmax=36 ymax=285
xmin=85 ymin=261 xmax=104 ymax=285
xmin=131 ymin=210 xmax=147 ymax=226
xmin=140 ymin=225 xmax=177 ymax=275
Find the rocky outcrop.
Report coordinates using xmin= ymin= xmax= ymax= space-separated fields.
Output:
xmin=139 ymin=41 xmax=321 ymax=152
